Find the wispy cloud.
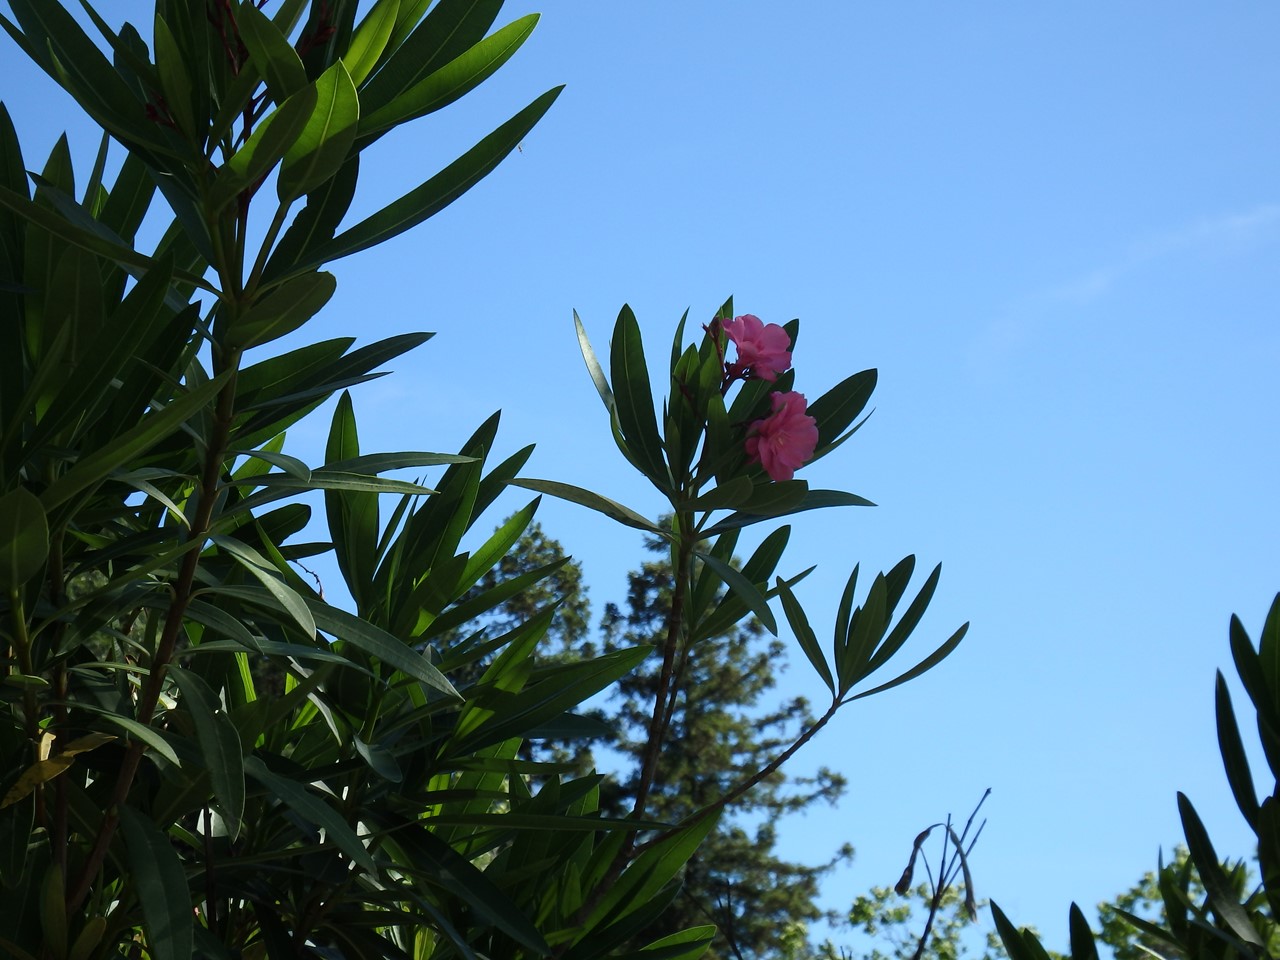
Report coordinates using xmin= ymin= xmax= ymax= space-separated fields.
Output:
xmin=967 ymin=203 xmax=1280 ymax=375
xmin=1048 ymin=203 xmax=1280 ymax=303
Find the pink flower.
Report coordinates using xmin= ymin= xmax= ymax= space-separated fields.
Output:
xmin=745 ymin=391 xmax=819 ymax=482
xmin=722 ymin=314 xmax=792 ymax=382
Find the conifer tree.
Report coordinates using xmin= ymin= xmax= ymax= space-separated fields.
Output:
xmin=471 ymin=522 xmax=852 ymax=958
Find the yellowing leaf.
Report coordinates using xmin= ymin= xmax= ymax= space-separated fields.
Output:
xmin=1 ymin=732 xmax=116 ymax=808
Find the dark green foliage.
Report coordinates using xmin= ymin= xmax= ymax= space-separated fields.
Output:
xmin=0 ymin=4 xmax=966 ymax=957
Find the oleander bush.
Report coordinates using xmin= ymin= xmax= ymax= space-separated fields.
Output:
xmin=0 ymin=3 xmax=966 ymax=958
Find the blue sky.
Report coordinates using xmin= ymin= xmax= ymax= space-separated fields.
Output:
xmin=4 ymin=1 xmax=1279 ymax=951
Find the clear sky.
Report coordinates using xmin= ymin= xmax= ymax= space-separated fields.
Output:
xmin=4 ymin=1 xmax=1279 ymax=952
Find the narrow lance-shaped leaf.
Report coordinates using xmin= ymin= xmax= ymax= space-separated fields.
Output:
xmin=236 ymin=4 xmax=308 ymax=101
xmin=512 ymin=478 xmax=663 ymax=534
xmin=864 ymin=561 xmax=941 ymax=677
xmin=307 ymin=598 xmax=459 ymax=698
xmin=1215 ymin=671 xmax=1259 ymax=829
xmin=703 ymin=488 xmax=875 ymax=536
xmin=364 ymin=0 xmax=504 ymax=113
xmin=243 ymin=757 xmax=376 ymax=872
xmin=118 ymin=807 xmax=194 ymax=960
xmin=294 ymin=86 xmax=563 ymax=272
xmin=152 ymin=15 xmax=196 ymax=137
xmin=228 ymin=271 xmax=337 ymax=349
xmin=849 ymin=623 xmax=968 ymax=702
xmin=278 ymin=62 xmax=360 ymax=202
xmin=39 ymin=373 xmax=229 ymax=512
xmin=777 ymin=578 xmax=833 ymax=694
xmin=838 ymin=573 xmax=888 ymax=695
xmin=344 ymin=0 xmax=400 ymax=85
xmin=575 ymin=310 xmax=615 ymax=412
xmin=357 ymin=14 xmax=539 ymax=141
xmin=212 ymin=535 xmax=317 ymax=639
xmin=169 ymin=667 xmax=245 ymax=838
xmin=807 ymin=368 xmax=877 ymax=460
xmin=695 ymin=550 xmax=777 ymax=636
xmin=1068 ymin=903 xmax=1101 ymax=960
xmin=1176 ymin=791 xmax=1268 ymax=950
xmin=210 ymin=85 xmax=318 ymax=211
xmin=610 ymin=304 xmax=668 ymax=486
xmin=0 ymin=184 xmax=211 ymax=294
xmin=0 ymin=487 xmax=48 ymax=592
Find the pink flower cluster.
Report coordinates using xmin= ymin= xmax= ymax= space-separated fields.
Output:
xmin=744 ymin=391 xmax=818 ymax=482
xmin=720 ymin=314 xmax=818 ymax=482
xmin=722 ymin=314 xmax=792 ymax=382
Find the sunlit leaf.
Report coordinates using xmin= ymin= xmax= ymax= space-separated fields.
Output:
xmin=278 ymin=63 xmax=359 ymax=202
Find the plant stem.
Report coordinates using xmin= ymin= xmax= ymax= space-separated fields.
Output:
xmin=629 ymin=515 xmax=694 ymax=828
xmin=8 ymin=589 xmax=39 ymax=750
xmin=632 ymin=697 xmax=841 ymax=857
xmin=66 ymin=361 xmax=241 ymax=913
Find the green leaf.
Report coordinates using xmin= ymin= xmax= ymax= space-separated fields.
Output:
xmin=849 ymin=623 xmax=968 ymax=702
xmin=358 ymin=15 xmax=538 ymax=140
xmin=1215 ymin=671 xmax=1259 ymax=830
xmin=839 ymin=573 xmax=888 ymax=694
xmin=865 ymin=562 xmax=941 ymax=677
xmin=457 ymin=497 xmax=539 ymax=592
xmin=325 ymin=391 xmax=377 ymax=608
xmin=989 ymin=902 xmax=1046 ymax=960
xmin=261 ymin=156 xmax=359 ymax=282
xmin=212 ymin=536 xmax=317 ymax=639
xmin=1068 ymin=903 xmax=1100 ymax=960
xmin=20 ymin=253 xmax=177 ymax=457
xmin=211 ymin=85 xmax=318 ymax=212
xmin=695 ymin=551 xmax=777 ymax=635
xmin=98 ymin=150 xmax=153 ymax=240
xmin=685 ymin=475 xmax=754 ymax=512
xmin=1177 ymin=791 xmax=1267 ymax=950
xmin=278 ymin=62 xmax=360 ymax=202
xmin=345 ymin=0 xmax=400 ymax=85
xmin=72 ymin=707 xmax=181 ymax=766
xmin=227 ymin=470 xmax=435 ymax=496
xmin=118 ymin=808 xmax=193 ymax=960
xmin=587 ymin=812 xmax=720 ymax=931
xmin=575 ymin=309 xmax=615 ymax=413
xmin=0 ymin=487 xmax=48 ymax=592
xmin=379 ymin=817 xmax=549 ymax=954
xmin=454 ymin=647 xmax=651 ymax=752
xmin=231 ymin=447 xmax=312 ymax=481
xmin=40 ymin=373 xmax=229 ymax=512
xmin=308 ymin=599 xmax=459 ymax=699
xmin=243 ymin=756 xmax=376 ymax=872
xmin=703 ymin=488 xmax=875 ymax=536
xmin=610 ymin=305 xmax=668 ymax=486
xmin=622 ymin=926 xmax=717 ymax=960
xmin=324 ymin=451 xmax=473 ymax=473
xmin=2 ymin=1 xmax=174 ymax=159
xmin=228 ymin=271 xmax=337 ymax=349
xmin=777 ymin=578 xmax=833 ymax=694
xmin=237 ymin=4 xmax=308 ymax=102
xmin=512 ymin=478 xmax=662 ymax=534
xmin=0 ymin=183 xmax=208 ymax=293
xmin=152 ymin=16 xmax=195 ymax=137
xmin=808 ymin=368 xmax=877 ymax=459
xmin=169 ymin=667 xmax=245 ymax=838
xmin=364 ymin=0 xmax=503 ymax=114
xmin=294 ymin=86 xmax=563 ymax=271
